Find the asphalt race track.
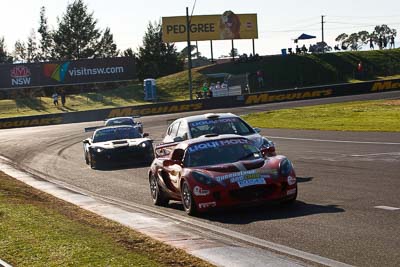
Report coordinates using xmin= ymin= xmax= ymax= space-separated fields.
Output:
xmin=1 ymin=91 xmax=400 ymax=267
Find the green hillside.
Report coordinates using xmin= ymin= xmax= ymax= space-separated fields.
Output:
xmin=0 ymin=49 xmax=399 ymax=118
xmin=158 ymin=48 xmax=400 ymax=97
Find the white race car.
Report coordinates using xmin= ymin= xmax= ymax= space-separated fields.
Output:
xmin=162 ymin=113 xmax=276 ymax=157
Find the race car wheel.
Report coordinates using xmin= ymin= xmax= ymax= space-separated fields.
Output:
xmin=89 ymin=153 xmax=97 ymax=169
xmin=281 ymin=190 xmax=297 ymax=206
xmin=146 ymin=148 xmax=155 ymax=164
xmin=84 ymin=152 xmax=89 ymax=165
xmin=181 ymin=181 xmax=197 ymax=215
xmin=149 ymin=174 xmax=169 ymax=206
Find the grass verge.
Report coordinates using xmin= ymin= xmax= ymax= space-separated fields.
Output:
xmin=242 ymin=99 xmax=400 ymax=132
xmin=0 ymin=172 xmax=213 ymax=267
xmin=0 ymin=84 xmax=149 ymax=118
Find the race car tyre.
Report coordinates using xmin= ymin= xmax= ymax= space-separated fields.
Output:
xmin=181 ymin=180 xmax=197 ymax=215
xmin=149 ymin=174 xmax=169 ymax=206
xmin=280 ymin=190 xmax=297 ymax=206
xmin=84 ymin=152 xmax=89 ymax=165
xmin=89 ymin=153 xmax=97 ymax=169
xmin=145 ymin=146 xmax=155 ymax=165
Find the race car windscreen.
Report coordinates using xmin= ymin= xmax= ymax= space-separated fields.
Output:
xmin=189 ymin=117 xmax=254 ymax=138
xmin=185 ymin=138 xmax=262 ymax=167
xmin=93 ymin=127 xmax=141 ymax=143
xmin=106 ymin=118 xmax=135 ymax=126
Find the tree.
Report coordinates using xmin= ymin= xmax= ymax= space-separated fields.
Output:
xmin=0 ymin=37 xmax=13 ymax=63
xmin=335 ymin=31 xmax=369 ymax=51
xmin=38 ymin=6 xmax=54 ymax=60
xmin=179 ymin=45 xmax=197 ymax=60
xmin=229 ymin=48 xmax=239 ymax=58
xmin=26 ymin=30 xmax=40 ymax=62
xmin=123 ymin=48 xmax=136 ymax=58
xmin=95 ymin=27 xmax=119 ymax=58
xmin=373 ymin=24 xmax=397 ymax=38
xmin=372 ymin=24 xmax=397 ymax=49
xmin=136 ymin=21 xmax=183 ymax=80
xmin=13 ymin=40 xmax=27 ymax=62
xmin=53 ymin=0 xmax=101 ymax=59
xmin=336 ymin=24 xmax=397 ymax=51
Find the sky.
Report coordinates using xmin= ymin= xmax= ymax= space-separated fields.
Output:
xmin=1 ymin=0 xmax=399 ymax=58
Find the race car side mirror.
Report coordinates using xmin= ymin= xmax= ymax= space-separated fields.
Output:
xmin=83 ymin=139 xmax=90 ymax=144
xmin=143 ymin=133 xmax=149 ymax=137
xmin=173 ymin=136 xmax=184 ymax=142
xmin=253 ymin=128 xmax=261 ymax=133
xmin=163 ymin=159 xmax=181 ymax=167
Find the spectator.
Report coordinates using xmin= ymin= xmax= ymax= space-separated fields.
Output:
xmin=215 ymin=81 xmax=221 ymax=90
xmin=196 ymin=91 xmax=203 ymax=99
xmin=201 ymin=83 xmax=209 ymax=98
xmin=52 ymin=92 xmax=59 ymax=106
xmin=296 ymin=45 xmax=300 ymax=54
xmin=256 ymin=70 xmax=264 ymax=88
xmin=309 ymin=44 xmax=314 ymax=53
xmin=209 ymin=83 xmax=216 ymax=92
xmin=356 ymin=61 xmax=363 ymax=79
xmin=369 ymin=37 xmax=374 ymax=50
xmin=208 ymin=87 xmax=213 ymax=98
xmin=209 ymin=83 xmax=215 ymax=98
xmin=390 ymin=35 xmax=395 ymax=48
xmin=378 ymin=36 xmax=383 ymax=49
xmin=383 ymin=37 xmax=388 ymax=48
xmin=60 ymin=90 xmax=66 ymax=106
xmin=301 ymin=44 xmax=308 ymax=54
xmin=221 ymin=81 xmax=228 ymax=90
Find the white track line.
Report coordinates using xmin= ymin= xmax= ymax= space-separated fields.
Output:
xmin=374 ymin=206 xmax=400 ymax=211
xmin=351 ymin=152 xmax=400 ymax=157
xmin=0 ymin=259 xmax=12 ymax=267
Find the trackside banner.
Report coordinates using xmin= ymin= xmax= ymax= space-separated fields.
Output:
xmin=0 ymin=79 xmax=399 ymax=129
xmin=162 ymin=11 xmax=258 ymax=42
xmin=0 ymin=57 xmax=136 ymax=89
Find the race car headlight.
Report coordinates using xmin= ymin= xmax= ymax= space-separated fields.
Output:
xmin=192 ymin=171 xmax=218 ymax=187
xmin=94 ymin=147 xmax=104 ymax=153
xmin=141 ymin=142 xmax=147 ymax=148
xmin=279 ymin=158 xmax=293 ymax=176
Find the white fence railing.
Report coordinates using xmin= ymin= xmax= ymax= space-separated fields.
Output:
xmin=212 ymin=85 xmax=242 ymax=97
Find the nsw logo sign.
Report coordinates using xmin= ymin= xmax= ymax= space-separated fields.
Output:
xmin=11 ymin=66 xmax=32 ymax=86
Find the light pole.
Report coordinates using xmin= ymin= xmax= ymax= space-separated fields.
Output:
xmin=186 ymin=7 xmax=193 ymax=100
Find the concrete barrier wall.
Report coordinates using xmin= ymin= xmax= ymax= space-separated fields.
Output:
xmin=1 ymin=78 xmax=399 ymax=130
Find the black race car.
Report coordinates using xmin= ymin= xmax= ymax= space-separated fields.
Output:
xmin=83 ymin=125 xmax=154 ymax=169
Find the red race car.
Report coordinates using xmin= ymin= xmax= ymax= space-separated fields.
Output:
xmin=149 ymin=134 xmax=297 ymax=215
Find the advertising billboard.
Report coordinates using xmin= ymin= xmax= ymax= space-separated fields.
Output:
xmin=162 ymin=11 xmax=258 ymax=42
xmin=0 ymin=57 xmax=136 ymax=89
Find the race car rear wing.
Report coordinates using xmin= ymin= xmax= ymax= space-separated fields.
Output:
xmin=104 ymin=115 xmax=141 ymax=122
xmin=84 ymin=126 xmax=102 ymax=132
xmin=84 ymin=124 xmax=143 ymax=133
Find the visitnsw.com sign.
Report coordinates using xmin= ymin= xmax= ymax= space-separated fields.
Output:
xmin=162 ymin=11 xmax=258 ymax=42
xmin=0 ymin=57 xmax=136 ymax=89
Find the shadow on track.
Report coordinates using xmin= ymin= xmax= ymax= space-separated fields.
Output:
xmin=92 ymin=162 xmax=152 ymax=171
xmin=296 ymin=176 xmax=314 ymax=183
xmin=167 ymin=200 xmax=344 ymax=223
